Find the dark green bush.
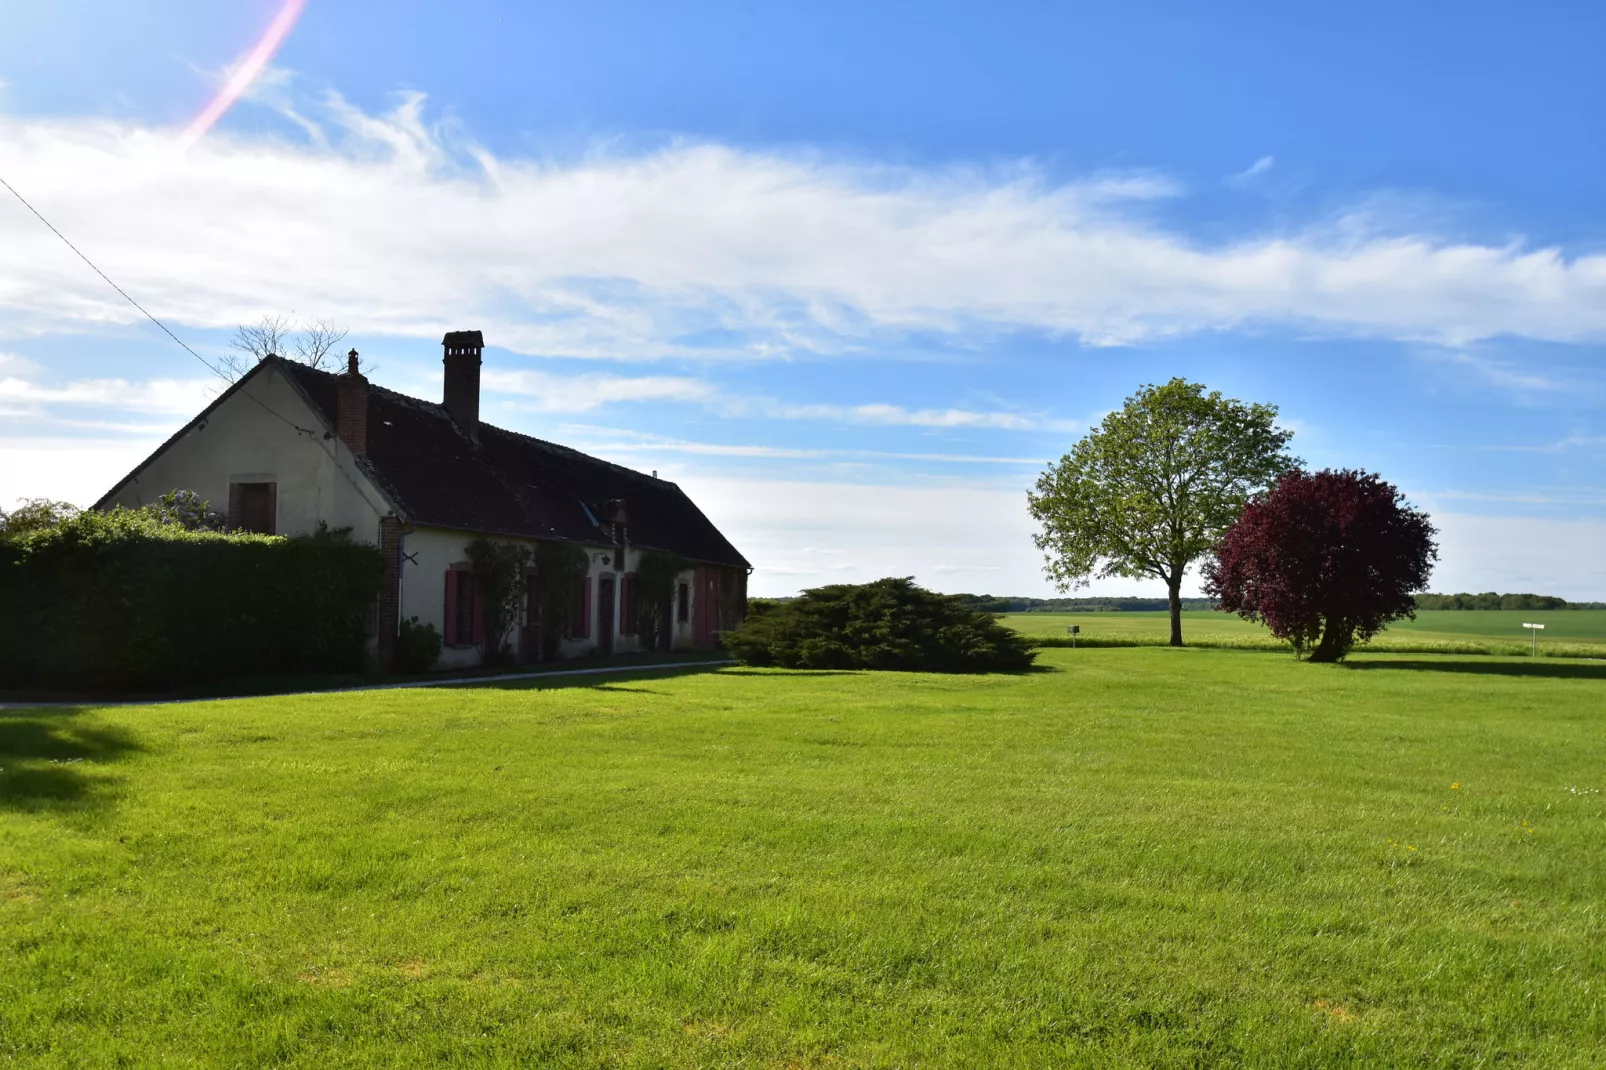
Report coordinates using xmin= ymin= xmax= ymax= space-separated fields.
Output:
xmin=397 ymin=616 xmax=443 ymax=674
xmin=722 ymin=577 xmax=1037 ymax=673
xmin=0 ymin=508 xmax=383 ymax=690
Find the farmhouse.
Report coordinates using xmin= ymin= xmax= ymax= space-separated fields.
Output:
xmin=96 ymin=331 xmax=749 ymax=669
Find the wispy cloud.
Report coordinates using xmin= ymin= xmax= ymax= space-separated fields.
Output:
xmin=482 ymin=366 xmax=1060 ymax=428
xmin=483 ymin=368 xmax=715 ymax=411
xmin=763 ymin=402 xmax=1052 ymax=430
xmin=560 ymin=426 xmax=1046 ymax=466
xmin=0 ymin=375 xmax=214 ymax=414
xmin=1443 ymin=434 xmax=1606 ymax=454
xmin=3 ymin=90 xmax=1604 ymax=360
xmin=1427 ymin=351 xmax=1565 ymax=393
xmin=1228 ymin=155 xmax=1275 ymax=185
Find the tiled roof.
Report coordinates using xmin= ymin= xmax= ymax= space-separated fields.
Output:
xmin=276 ymin=358 xmax=748 ymax=568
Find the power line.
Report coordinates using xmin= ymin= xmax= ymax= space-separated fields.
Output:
xmin=0 ymin=170 xmax=227 ymax=382
xmin=0 ymin=170 xmax=320 ymax=439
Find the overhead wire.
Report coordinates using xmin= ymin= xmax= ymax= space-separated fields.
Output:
xmin=0 ymin=169 xmax=319 ymax=439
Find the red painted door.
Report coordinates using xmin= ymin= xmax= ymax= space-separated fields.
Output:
xmin=694 ymin=567 xmax=721 ymax=648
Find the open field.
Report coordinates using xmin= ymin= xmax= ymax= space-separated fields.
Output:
xmin=3 ymin=651 xmax=1604 ymax=1067
xmin=1004 ymin=609 xmax=1606 ymax=658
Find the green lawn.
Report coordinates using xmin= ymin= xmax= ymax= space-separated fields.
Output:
xmin=3 ymin=651 xmax=1604 ymax=1067
xmin=1005 ymin=609 xmax=1606 ymax=657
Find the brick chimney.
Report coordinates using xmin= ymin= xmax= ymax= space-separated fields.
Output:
xmin=442 ymin=330 xmax=484 ymax=442
xmin=336 ymin=348 xmax=368 ymax=457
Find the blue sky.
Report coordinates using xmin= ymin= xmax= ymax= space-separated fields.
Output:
xmin=2 ymin=1 xmax=1604 ymax=597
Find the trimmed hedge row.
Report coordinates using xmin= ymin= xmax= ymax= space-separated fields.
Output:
xmin=0 ymin=510 xmax=383 ymax=690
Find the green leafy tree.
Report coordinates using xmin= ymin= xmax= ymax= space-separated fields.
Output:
xmin=465 ymin=538 xmax=534 ymax=665
xmin=0 ymin=498 xmax=80 ymax=540
xmin=1027 ymin=378 xmax=1297 ymax=647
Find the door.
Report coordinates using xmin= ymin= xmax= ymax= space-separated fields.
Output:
xmin=694 ymin=567 xmax=721 ymax=649
xmin=597 ymin=575 xmax=616 ymax=656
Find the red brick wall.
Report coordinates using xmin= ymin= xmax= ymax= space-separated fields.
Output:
xmin=337 ymin=373 xmax=368 ymax=456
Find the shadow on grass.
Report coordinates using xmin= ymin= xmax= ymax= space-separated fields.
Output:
xmin=442 ymin=662 xmax=736 ymax=694
xmin=0 ymin=708 xmax=143 ymax=814
xmin=1343 ymin=658 xmax=1606 ymax=681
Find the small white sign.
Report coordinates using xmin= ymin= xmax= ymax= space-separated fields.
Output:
xmin=1522 ymin=622 xmax=1546 ymax=656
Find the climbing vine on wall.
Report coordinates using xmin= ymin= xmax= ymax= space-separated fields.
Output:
xmin=531 ymin=540 xmax=591 ymax=659
xmin=465 ymin=538 xmax=532 ymax=664
xmin=634 ymin=550 xmax=688 ymax=651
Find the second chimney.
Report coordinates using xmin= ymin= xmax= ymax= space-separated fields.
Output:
xmin=442 ymin=330 xmax=484 ymax=442
xmin=336 ymin=348 xmax=368 ymax=457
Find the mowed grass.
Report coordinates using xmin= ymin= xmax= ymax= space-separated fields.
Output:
xmin=1006 ymin=609 xmax=1606 ymax=658
xmin=3 ymin=651 xmax=1604 ymax=1067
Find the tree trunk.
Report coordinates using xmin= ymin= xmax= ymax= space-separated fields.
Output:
xmin=1308 ymin=618 xmax=1347 ymax=662
xmin=1167 ymin=576 xmax=1183 ymax=647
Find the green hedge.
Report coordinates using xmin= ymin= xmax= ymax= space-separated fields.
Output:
xmin=723 ymin=577 xmax=1037 ymax=673
xmin=0 ymin=510 xmax=383 ymax=690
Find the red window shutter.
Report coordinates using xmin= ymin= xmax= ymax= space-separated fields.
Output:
xmin=444 ymin=570 xmax=460 ymax=646
xmin=581 ymin=576 xmax=592 ymax=639
xmin=621 ymin=575 xmax=637 ymax=636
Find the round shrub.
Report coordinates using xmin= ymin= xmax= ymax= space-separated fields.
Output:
xmin=723 ymin=577 xmax=1037 ymax=673
xmin=397 ymin=616 xmax=443 ymax=674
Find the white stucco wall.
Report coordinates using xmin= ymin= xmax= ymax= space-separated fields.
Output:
xmin=103 ymin=365 xmax=388 ymax=541
xmin=400 ymin=526 xmax=624 ymax=669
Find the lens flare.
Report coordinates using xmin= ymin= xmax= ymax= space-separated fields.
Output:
xmin=177 ymin=0 xmax=308 ymax=149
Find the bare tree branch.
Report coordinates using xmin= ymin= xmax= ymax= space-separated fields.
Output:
xmin=221 ymin=315 xmax=361 ymax=381
xmin=292 ymin=319 xmax=350 ymax=371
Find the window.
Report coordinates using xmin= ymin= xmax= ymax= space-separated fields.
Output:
xmin=568 ymin=575 xmax=592 ymax=640
xmin=677 ymin=581 xmax=690 ymax=624
xmin=444 ymin=568 xmax=482 ymax=647
xmin=228 ymin=481 xmax=276 ymax=534
xmin=620 ymin=574 xmax=640 ymax=636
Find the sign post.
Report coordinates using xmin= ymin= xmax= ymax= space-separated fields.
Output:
xmin=1522 ymin=622 xmax=1545 ymax=657
xmin=1067 ymin=624 xmax=1080 ymax=649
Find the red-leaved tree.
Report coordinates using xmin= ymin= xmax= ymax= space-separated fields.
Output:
xmin=1204 ymin=469 xmax=1438 ymax=662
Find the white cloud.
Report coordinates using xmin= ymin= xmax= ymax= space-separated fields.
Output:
xmin=568 ymin=427 xmax=1045 ymax=466
xmin=0 ymin=351 xmax=41 ymax=375
xmin=1228 ymin=155 xmax=1276 ymax=185
xmin=483 ymin=368 xmax=715 ymax=411
xmin=0 ymin=436 xmax=162 ymax=509
xmin=2 ymin=93 xmax=1603 ymax=359
xmin=1426 ymin=351 xmax=1566 ymax=393
xmin=1429 ymin=513 xmax=1606 ymax=599
xmin=679 ymin=474 xmax=1055 ymax=595
xmin=483 ymin=366 xmax=1058 ymax=428
xmin=0 ymin=375 xmax=215 ymax=414
xmin=765 ymin=402 xmax=1046 ymax=429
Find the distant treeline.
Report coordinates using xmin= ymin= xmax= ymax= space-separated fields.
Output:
xmin=1411 ymin=592 xmax=1606 ymax=611
xmin=952 ymin=595 xmax=1218 ymax=614
xmin=950 ymin=592 xmax=1606 ymax=613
